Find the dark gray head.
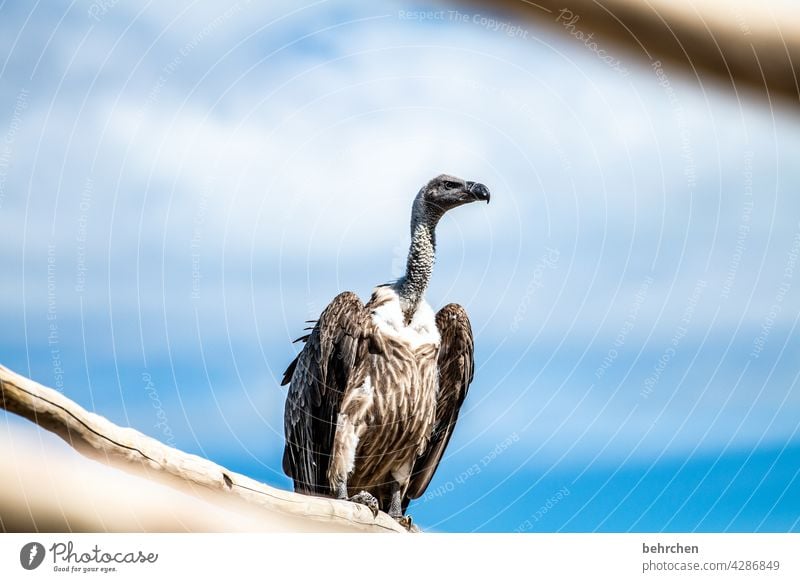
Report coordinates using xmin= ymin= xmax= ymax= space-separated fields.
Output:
xmin=411 ymin=174 xmax=491 ymax=229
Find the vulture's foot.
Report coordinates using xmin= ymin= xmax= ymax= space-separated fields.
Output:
xmin=394 ymin=514 xmax=414 ymax=531
xmin=348 ymin=490 xmax=380 ymax=517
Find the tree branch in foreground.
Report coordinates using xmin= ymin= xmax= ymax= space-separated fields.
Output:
xmin=0 ymin=364 xmax=406 ymax=533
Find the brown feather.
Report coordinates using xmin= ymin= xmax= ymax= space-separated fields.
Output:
xmin=403 ymin=303 xmax=474 ymax=508
xmin=282 ymin=292 xmax=367 ymax=494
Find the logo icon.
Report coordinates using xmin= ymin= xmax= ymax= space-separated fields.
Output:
xmin=19 ymin=542 xmax=46 ymax=570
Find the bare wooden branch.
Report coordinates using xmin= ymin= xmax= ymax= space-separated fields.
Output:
xmin=0 ymin=427 xmax=325 ymax=532
xmin=0 ymin=364 xmax=406 ymax=533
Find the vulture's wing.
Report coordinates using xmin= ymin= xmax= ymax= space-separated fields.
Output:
xmin=281 ymin=292 xmax=367 ymax=495
xmin=404 ymin=303 xmax=474 ymax=508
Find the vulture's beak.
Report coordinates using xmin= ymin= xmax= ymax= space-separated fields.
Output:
xmin=466 ymin=181 xmax=491 ymax=204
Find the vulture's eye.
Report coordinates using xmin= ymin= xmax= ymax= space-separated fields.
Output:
xmin=444 ymin=181 xmax=459 ymax=190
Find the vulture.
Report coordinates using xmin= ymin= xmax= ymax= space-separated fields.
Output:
xmin=282 ymin=174 xmax=490 ymax=523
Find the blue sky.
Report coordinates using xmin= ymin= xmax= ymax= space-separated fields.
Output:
xmin=1 ymin=0 xmax=799 ymax=532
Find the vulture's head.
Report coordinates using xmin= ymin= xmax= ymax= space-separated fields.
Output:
xmin=413 ymin=174 xmax=490 ymax=225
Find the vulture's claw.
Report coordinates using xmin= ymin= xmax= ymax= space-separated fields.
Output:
xmin=349 ymin=490 xmax=379 ymax=517
xmin=395 ymin=514 xmax=414 ymax=531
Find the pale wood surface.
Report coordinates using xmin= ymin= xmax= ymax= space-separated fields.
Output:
xmin=0 ymin=364 xmax=406 ymax=533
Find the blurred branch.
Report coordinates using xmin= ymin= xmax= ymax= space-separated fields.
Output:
xmin=459 ymin=0 xmax=799 ymax=109
xmin=0 ymin=364 xmax=406 ymax=533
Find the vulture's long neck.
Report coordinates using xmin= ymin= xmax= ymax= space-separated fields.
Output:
xmin=397 ymin=201 xmax=441 ymax=323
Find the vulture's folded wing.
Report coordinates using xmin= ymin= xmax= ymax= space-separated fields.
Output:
xmin=281 ymin=292 xmax=367 ymax=495
xmin=404 ymin=303 xmax=474 ymax=508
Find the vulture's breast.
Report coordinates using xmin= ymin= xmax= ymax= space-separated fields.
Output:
xmin=346 ymin=288 xmax=441 ymax=479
